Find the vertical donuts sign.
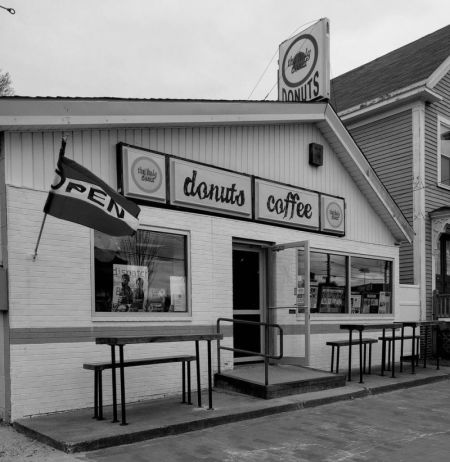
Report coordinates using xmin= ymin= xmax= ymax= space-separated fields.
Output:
xmin=278 ymin=18 xmax=330 ymax=102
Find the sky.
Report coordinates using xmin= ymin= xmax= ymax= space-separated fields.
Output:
xmin=1 ymin=0 xmax=449 ymax=100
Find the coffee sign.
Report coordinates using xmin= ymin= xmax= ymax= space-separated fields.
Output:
xmin=255 ymin=179 xmax=319 ymax=230
xmin=121 ymin=146 xmax=166 ymax=202
xmin=278 ymin=18 xmax=330 ymax=102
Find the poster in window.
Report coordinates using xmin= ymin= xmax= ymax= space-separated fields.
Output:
xmin=379 ymin=292 xmax=390 ymax=314
xmin=147 ymin=287 xmax=167 ymax=312
xmin=351 ymin=293 xmax=362 ymax=314
xmin=310 ymin=285 xmax=319 ymax=312
xmin=363 ymin=293 xmax=379 ymax=314
xmin=170 ymin=276 xmax=186 ymax=312
xmin=112 ymin=264 xmax=148 ymax=312
xmin=319 ymin=286 xmax=345 ymax=313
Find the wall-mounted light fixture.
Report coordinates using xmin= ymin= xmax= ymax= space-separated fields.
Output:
xmin=309 ymin=143 xmax=323 ymax=167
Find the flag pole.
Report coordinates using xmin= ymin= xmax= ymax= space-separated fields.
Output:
xmin=32 ymin=136 xmax=67 ymax=261
xmin=32 ymin=214 xmax=48 ymax=261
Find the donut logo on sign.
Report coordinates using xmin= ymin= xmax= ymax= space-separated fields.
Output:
xmin=131 ymin=156 xmax=163 ymax=193
xmin=282 ymin=34 xmax=318 ymax=88
xmin=326 ymin=201 xmax=343 ymax=229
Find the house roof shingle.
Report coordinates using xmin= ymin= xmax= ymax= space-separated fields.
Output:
xmin=331 ymin=25 xmax=450 ymax=112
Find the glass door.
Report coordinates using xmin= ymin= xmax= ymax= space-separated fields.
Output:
xmin=232 ymin=245 xmax=266 ymax=363
xmin=270 ymin=240 xmax=310 ymax=366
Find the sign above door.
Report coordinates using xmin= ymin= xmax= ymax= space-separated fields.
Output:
xmin=118 ymin=143 xmax=345 ymax=236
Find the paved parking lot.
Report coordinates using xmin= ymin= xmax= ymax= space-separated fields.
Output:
xmin=80 ymin=379 xmax=450 ymax=462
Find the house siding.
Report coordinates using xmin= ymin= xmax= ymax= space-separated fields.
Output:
xmin=348 ymin=111 xmax=414 ymax=284
xmin=424 ymin=71 xmax=450 ymax=318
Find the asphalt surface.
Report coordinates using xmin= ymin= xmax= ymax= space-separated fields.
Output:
xmin=79 ymin=379 xmax=450 ymax=461
xmin=2 ymin=380 xmax=450 ymax=461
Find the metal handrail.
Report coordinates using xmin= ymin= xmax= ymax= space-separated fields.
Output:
xmin=216 ymin=317 xmax=284 ymax=386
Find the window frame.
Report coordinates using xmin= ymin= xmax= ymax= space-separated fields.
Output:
xmin=309 ymin=247 xmax=394 ymax=316
xmin=437 ymin=116 xmax=450 ymax=191
xmin=91 ymin=224 xmax=192 ymax=321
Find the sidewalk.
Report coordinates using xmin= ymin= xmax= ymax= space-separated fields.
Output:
xmin=12 ymin=364 xmax=450 ymax=454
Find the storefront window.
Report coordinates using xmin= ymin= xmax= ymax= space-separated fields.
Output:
xmin=310 ymin=252 xmax=347 ymax=313
xmin=350 ymin=257 xmax=392 ymax=314
xmin=94 ymin=229 xmax=188 ymax=314
xmin=309 ymin=252 xmax=392 ymax=315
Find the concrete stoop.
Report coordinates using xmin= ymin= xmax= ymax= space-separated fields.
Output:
xmin=12 ymin=365 xmax=450 ymax=454
xmin=214 ymin=364 xmax=347 ymax=398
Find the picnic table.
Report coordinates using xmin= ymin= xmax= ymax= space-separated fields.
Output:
xmin=400 ymin=320 xmax=443 ymax=372
xmin=339 ymin=322 xmax=402 ymax=383
xmin=96 ymin=333 xmax=223 ymax=425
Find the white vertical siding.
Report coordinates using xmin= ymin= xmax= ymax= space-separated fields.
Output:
xmin=4 ymin=123 xmax=395 ymax=246
xmin=3 ymin=121 xmax=402 ymax=419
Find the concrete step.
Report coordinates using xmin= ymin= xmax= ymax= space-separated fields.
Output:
xmin=214 ymin=364 xmax=347 ymax=399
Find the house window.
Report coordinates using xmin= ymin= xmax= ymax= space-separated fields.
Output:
xmin=94 ymin=229 xmax=189 ymax=314
xmin=439 ymin=123 xmax=450 ymax=186
xmin=310 ymin=252 xmax=392 ymax=315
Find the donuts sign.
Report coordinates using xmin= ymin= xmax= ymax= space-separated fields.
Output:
xmin=278 ymin=18 xmax=330 ymax=102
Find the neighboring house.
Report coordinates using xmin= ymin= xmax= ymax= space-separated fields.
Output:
xmin=331 ymin=24 xmax=450 ymax=324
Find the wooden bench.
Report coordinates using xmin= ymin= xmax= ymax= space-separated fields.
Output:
xmin=83 ymin=355 xmax=196 ymax=420
xmin=326 ymin=339 xmax=378 ymax=375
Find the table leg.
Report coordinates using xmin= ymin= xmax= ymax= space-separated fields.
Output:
xmin=391 ymin=328 xmax=396 ymax=378
xmin=411 ymin=326 xmax=416 ymax=374
xmin=337 ymin=347 xmax=340 ymax=373
xmin=182 ymin=362 xmax=186 ymax=403
xmin=381 ymin=329 xmax=386 ymax=376
xmin=93 ymin=369 xmax=98 ymax=419
xmin=98 ymin=370 xmax=103 ymax=420
xmin=400 ymin=325 xmax=405 ymax=373
xmin=119 ymin=345 xmax=127 ymax=425
xmin=359 ymin=329 xmax=363 ymax=384
xmin=347 ymin=329 xmax=353 ymax=381
xmin=111 ymin=345 xmax=118 ymax=423
xmin=196 ymin=340 xmax=202 ymax=408
xmin=331 ymin=346 xmax=335 ymax=372
xmin=188 ymin=361 xmax=192 ymax=405
xmin=207 ymin=340 xmax=213 ymax=410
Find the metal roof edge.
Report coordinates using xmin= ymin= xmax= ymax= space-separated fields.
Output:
xmin=322 ymin=104 xmax=414 ymax=244
xmin=0 ymin=99 xmax=328 ymax=130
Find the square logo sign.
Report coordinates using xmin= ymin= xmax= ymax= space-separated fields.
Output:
xmin=121 ymin=146 xmax=167 ymax=203
xmin=321 ymin=195 xmax=345 ymax=234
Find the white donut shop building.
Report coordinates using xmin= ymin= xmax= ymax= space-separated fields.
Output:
xmin=0 ymin=20 xmax=414 ymax=422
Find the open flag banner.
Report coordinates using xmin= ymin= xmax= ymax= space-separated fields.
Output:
xmin=44 ymin=155 xmax=141 ymax=236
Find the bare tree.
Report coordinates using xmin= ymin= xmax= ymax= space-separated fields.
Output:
xmin=0 ymin=70 xmax=14 ymax=96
